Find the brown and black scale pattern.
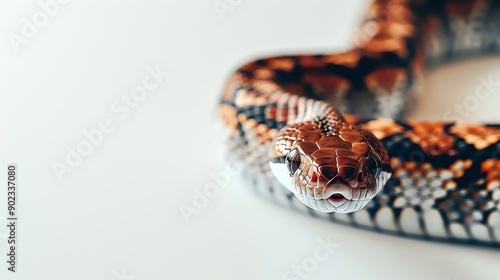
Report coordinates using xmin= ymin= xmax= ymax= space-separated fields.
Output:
xmin=218 ymin=0 xmax=500 ymax=246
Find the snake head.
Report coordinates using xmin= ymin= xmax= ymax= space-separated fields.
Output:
xmin=269 ymin=121 xmax=391 ymax=213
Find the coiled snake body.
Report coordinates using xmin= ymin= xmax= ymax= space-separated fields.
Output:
xmin=219 ymin=0 xmax=500 ymax=246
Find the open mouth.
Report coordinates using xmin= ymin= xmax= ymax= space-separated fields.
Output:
xmin=328 ymin=193 xmax=347 ymax=203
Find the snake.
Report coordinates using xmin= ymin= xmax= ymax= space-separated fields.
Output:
xmin=218 ymin=0 xmax=500 ymax=246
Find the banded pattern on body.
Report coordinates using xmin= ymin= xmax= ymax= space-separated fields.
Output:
xmin=218 ymin=0 xmax=500 ymax=245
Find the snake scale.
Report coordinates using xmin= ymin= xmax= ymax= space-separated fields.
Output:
xmin=218 ymin=0 xmax=500 ymax=246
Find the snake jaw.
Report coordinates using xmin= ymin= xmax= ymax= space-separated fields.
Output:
xmin=269 ymin=148 xmax=390 ymax=213
xmin=269 ymin=120 xmax=392 ymax=213
xmin=270 ymin=153 xmax=391 ymax=213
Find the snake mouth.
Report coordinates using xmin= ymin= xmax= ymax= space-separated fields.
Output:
xmin=294 ymin=191 xmax=372 ymax=213
xmin=328 ymin=193 xmax=347 ymax=203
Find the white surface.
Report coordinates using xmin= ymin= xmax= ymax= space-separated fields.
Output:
xmin=2 ymin=1 xmax=500 ymax=279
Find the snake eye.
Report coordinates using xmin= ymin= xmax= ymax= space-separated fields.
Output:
xmin=286 ymin=149 xmax=301 ymax=175
xmin=367 ymin=154 xmax=382 ymax=178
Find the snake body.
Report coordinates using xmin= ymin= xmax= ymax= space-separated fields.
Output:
xmin=219 ymin=0 xmax=500 ymax=245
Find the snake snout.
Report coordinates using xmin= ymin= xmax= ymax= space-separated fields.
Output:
xmin=323 ymin=181 xmax=353 ymax=200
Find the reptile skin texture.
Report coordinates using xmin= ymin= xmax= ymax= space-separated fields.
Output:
xmin=218 ymin=0 xmax=500 ymax=246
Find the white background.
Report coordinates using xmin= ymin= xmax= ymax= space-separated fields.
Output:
xmin=2 ymin=0 xmax=500 ymax=279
